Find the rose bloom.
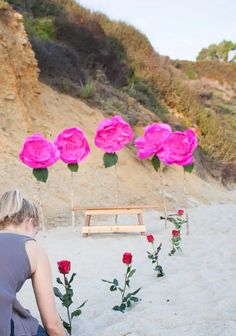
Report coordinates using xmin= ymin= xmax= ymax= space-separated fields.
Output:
xmin=146 ymin=234 xmax=154 ymax=243
xmin=135 ymin=123 xmax=172 ymax=159
xmin=57 ymin=260 xmax=71 ymax=274
xmin=122 ymin=252 xmax=133 ymax=265
xmin=178 ymin=209 xmax=184 ymax=216
xmin=54 ymin=127 xmax=90 ymax=164
xmin=172 ymin=230 xmax=180 ymax=238
xmin=94 ymin=115 xmax=133 ymax=153
xmin=19 ymin=133 xmax=60 ymax=168
xmin=158 ymin=129 xmax=198 ymax=166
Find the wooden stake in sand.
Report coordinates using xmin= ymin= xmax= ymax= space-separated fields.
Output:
xmin=115 ymin=164 xmax=119 ymax=224
xmin=183 ymin=170 xmax=190 ymax=235
xmin=37 ymin=181 xmax=46 ymax=232
xmin=71 ymin=171 xmax=75 ymax=229
xmin=159 ymin=163 xmax=168 ymax=229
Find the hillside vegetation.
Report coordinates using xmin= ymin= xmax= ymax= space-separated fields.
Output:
xmin=3 ymin=0 xmax=236 ymax=185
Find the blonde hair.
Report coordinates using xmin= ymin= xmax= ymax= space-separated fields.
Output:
xmin=0 ymin=190 xmax=39 ymax=229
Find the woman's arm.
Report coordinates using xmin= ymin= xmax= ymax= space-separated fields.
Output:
xmin=26 ymin=241 xmax=64 ymax=336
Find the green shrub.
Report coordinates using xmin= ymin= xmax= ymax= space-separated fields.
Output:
xmin=79 ymin=82 xmax=96 ymax=98
xmin=101 ymin=97 xmax=126 ymax=113
xmin=24 ymin=16 xmax=55 ymax=40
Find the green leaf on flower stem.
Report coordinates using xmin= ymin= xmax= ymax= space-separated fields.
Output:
xmin=71 ymin=309 xmax=81 ymax=319
xmin=126 ymin=279 xmax=130 ymax=287
xmin=62 ymin=294 xmax=73 ymax=308
xmin=102 ymin=279 xmax=114 ymax=284
xmin=130 ymin=296 xmax=139 ymax=302
xmin=131 ymin=287 xmax=142 ymax=296
xmin=62 ymin=321 xmax=71 ymax=335
xmin=113 ymin=305 xmax=122 ymax=312
xmin=151 ymin=155 xmax=160 ymax=172
xmin=128 ymin=269 xmax=136 ymax=278
xmin=103 ymin=153 xmax=118 ymax=168
xmin=183 ymin=163 xmax=194 ymax=173
xmin=53 ymin=287 xmax=63 ymax=301
xmin=113 ymin=278 xmax=119 ymax=286
xmin=69 ymin=272 xmax=77 ymax=284
xmin=32 ymin=168 xmax=48 ymax=183
xmin=110 ymin=285 xmax=117 ymax=291
xmin=120 ymin=303 xmax=126 ymax=312
xmin=77 ymin=300 xmax=88 ymax=309
xmin=56 ymin=277 xmax=63 ymax=285
xmin=66 ymin=288 xmax=73 ymax=297
xmin=67 ymin=163 xmax=79 ymax=172
xmin=127 ymin=300 xmax=131 ymax=308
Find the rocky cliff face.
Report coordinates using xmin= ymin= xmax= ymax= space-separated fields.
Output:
xmin=0 ymin=6 xmax=43 ymax=144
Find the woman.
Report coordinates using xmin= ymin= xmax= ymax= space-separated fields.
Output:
xmin=0 ymin=190 xmax=64 ymax=336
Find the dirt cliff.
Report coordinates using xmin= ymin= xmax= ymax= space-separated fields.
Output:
xmin=0 ymin=6 xmax=235 ymax=229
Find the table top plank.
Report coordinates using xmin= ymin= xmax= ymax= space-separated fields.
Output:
xmin=73 ymin=205 xmax=158 ymax=211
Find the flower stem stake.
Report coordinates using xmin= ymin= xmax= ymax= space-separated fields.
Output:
xmin=94 ymin=116 xmax=133 ymax=224
xmin=54 ymin=127 xmax=90 ymax=229
xmin=54 ymin=260 xmax=87 ymax=335
xmin=102 ymin=252 xmax=141 ymax=313
xmin=146 ymin=235 xmax=164 ymax=277
xmin=183 ymin=164 xmax=194 ymax=235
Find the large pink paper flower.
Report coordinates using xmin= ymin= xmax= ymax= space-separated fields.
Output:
xmin=55 ymin=127 xmax=90 ymax=164
xmin=19 ymin=133 xmax=60 ymax=168
xmin=94 ymin=116 xmax=133 ymax=153
xmin=135 ymin=123 xmax=172 ymax=159
xmin=158 ymin=129 xmax=198 ymax=166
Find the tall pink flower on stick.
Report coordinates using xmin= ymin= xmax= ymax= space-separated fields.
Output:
xmin=95 ymin=116 xmax=133 ymax=220
xmin=19 ymin=133 xmax=60 ymax=231
xmin=55 ymin=127 xmax=90 ymax=228
xmin=135 ymin=123 xmax=172 ymax=228
xmin=158 ymin=129 xmax=198 ymax=235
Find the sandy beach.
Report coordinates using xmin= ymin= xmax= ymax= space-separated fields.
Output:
xmin=17 ymin=203 xmax=236 ymax=336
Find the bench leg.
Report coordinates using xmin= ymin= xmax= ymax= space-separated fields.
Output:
xmin=83 ymin=215 xmax=91 ymax=237
xmin=137 ymin=213 xmax=145 ymax=236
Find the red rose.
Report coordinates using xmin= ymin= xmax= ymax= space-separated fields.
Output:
xmin=178 ymin=209 xmax=184 ymax=216
xmin=57 ymin=260 xmax=71 ymax=274
xmin=122 ymin=252 xmax=133 ymax=265
xmin=147 ymin=234 xmax=154 ymax=243
xmin=172 ymin=230 xmax=180 ymax=237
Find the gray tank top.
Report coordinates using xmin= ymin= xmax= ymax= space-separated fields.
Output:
xmin=0 ymin=233 xmax=39 ymax=336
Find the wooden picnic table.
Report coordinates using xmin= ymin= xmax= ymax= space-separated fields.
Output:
xmin=72 ymin=205 xmax=158 ymax=237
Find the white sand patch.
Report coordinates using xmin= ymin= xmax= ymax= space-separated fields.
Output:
xmin=18 ymin=203 xmax=236 ymax=336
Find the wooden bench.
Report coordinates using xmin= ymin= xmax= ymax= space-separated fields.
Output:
xmin=72 ymin=205 xmax=158 ymax=237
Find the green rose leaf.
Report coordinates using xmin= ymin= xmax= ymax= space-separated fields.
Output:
xmin=62 ymin=321 xmax=71 ymax=335
xmin=130 ymin=296 xmax=139 ymax=302
xmin=113 ymin=305 xmax=122 ymax=312
xmin=103 ymin=153 xmax=118 ymax=168
xmin=128 ymin=269 xmax=136 ymax=278
xmin=67 ymin=163 xmax=79 ymax=173
xmin=32 ymin=168 xmax=48 ymax=183
xmin=151 ymin=155 xmax=161 ymax=172
xmin=113 ymin=278 xmax=119 ymax=286
xmin=71 ymin=309 xmax=81 ymax=319
xmin=56 ymin=277 xmax=63 ymax=285
xmin=69 ymin=273 xmax=77 ymax=284
xmin=53 ymin=287 xmax=63 ymax=301
xmin=77 ymin=300 xmax=88 ymax=309
xmin=183 ymin=163 xmax=194 ymax=173
xmin=110 ymin=285 xmax=117 ymax=291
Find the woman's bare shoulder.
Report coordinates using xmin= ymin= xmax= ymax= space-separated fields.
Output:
xmin=25 ymin=240 xmax=49 ymax=273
